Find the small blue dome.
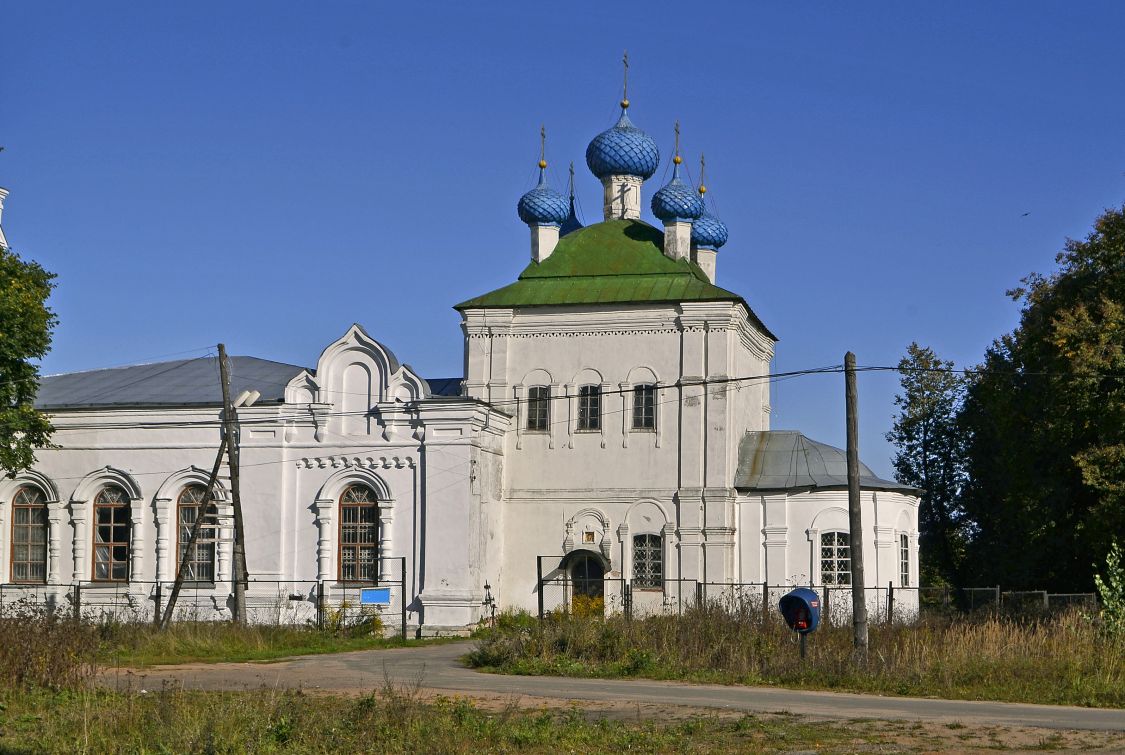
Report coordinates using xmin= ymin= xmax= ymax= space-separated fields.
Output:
xmin=692 ymin=211 xmax=728 ymax=249
xmin=651 ymin=163 xmax=704 ymax=222
xmin=517 ymin=168 xmax=569 ymax=226
xmin=585 ymin=111 xmax=660 ymax=180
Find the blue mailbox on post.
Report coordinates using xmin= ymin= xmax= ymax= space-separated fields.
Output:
xmin=779 ymin=587 xmax=821 ymax=635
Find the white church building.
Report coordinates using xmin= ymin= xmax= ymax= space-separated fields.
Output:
xmin=0 ymin=98 xmax=920 ymax=633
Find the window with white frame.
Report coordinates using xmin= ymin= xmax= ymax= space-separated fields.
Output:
xmin=11 ymin=486 xmax=48 ymax=584
xmin=526 ymin=385 xmax=550 ymax=431
xmin=339 ymin=484 xmax=379 ymax=582
xmin=632 ymin=384 xmax=656 ymax=430
xmin=577 ymin=385 xmax=601 ymax=431
xmin=900 ymin=533 xmax=909 ymax=587
xmin=177 ymin=485 xmax=218 ymax=582
xmin=632 ymin=533 xmax=662 ymax=588
xmin=820 ymin=531 xmax=851 ymax=585
xmin=93 ymin=485 xmax=131 ymax=582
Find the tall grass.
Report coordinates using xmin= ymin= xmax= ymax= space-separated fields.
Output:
xmin=0 ymin=602 xmax=100 ymax=689
xmin=469 ymin=603 xmax=1125 ymax=707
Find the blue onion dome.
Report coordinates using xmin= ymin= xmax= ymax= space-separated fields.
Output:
xmin=651 ymin=157 xmax=704 ymax=222
xmin=585 ymin=108 xmax=660 ymax=180
xmin=692 ymin=211 xmax=728 ymax=249
xmin=517 ymin=162 xmax=569 ymax=226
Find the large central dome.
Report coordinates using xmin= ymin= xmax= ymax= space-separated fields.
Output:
xmin=585 ymin=111 xmax=660 ymax=180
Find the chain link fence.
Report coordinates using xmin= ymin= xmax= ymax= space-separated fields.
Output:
xmin=0 ymin=557 xmax=410 ymax=638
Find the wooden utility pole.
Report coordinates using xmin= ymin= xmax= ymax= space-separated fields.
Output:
xmin=159 ymin=437 xmax=226 ymax=629
xmin=845 ymin=351 xmax=869 ymax=662
xmin=218 ymin=344 xmax=249 ymax=624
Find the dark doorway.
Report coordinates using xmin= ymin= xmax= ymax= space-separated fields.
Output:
xmin=570 ymin=553 xmax=604 ymax=599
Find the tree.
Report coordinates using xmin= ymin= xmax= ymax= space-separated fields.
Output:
xmin=958 ymin=204 xmax=1125 ymax=590
xmin=0 ymin=245 xmax=56 ymax=477
xmin=886 ymin=343 xmax=967 ymax=587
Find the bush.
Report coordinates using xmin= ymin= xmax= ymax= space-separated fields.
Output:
xmin=1094 ymin=539 xmax=1125 ymax=638
xmin=0 ymin=602 xmax=99 ymax=690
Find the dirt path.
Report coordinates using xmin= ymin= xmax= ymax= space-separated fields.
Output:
xmin=103 ymin=640 xmax=1125 ymax=750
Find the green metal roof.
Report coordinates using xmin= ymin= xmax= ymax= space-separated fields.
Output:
xmin=455 ymin=220 xmax=776 ymax=339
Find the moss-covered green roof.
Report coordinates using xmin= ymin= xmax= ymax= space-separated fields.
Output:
xmin=455 ymin=220 xmax=775 ymax=339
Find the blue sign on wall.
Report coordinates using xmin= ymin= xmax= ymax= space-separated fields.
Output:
xmin=360 ymin=587 xmax=391 ymax=605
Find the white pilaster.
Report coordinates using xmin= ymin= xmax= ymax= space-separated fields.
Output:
xmin=379 ymin=507 xmax=394 ymax=582
xmin=69 ymin=502 xmax=88 ymax=582
xmin=314 ymin=499 xmax=334 ymax=582
xmin=129 ymin=499 xmax=145 ymax=581
xmin=154 ymin=501 xmax=172 ymax=582
xmin=216 ymin=503 xmax=234 ymax=583
xmin=46 ymin=501 xmax=66 ymax=584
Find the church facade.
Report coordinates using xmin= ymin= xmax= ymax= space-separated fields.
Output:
xmin=0 ymin=99 xmax=920 ymax=633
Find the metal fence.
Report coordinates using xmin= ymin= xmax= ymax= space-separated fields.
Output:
xmin=0 ymin=557 xmax=410 ymax=639
xmin=534 ymin=558 xmax=1097 ymax=625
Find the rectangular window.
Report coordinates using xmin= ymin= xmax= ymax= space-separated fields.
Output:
xmin=526 ymin=386 xmax=550 ymax=431
xmin=632 ymin=534 xmax=663 ymax=589
xmin=820 ymin=531 xmax=851 ymax=585
xmin=178 ymin=504 xmax=218 ymax=582
xmin=94 ymin=504 xmax=130 ymax=582
xmin=632 ymin=384 xmax=656 ymax=430
xmin=900 ymin=534 xmax=909 ymax=587
xmin=11 ymin=505 xmax=48 ymax=583
xmin=577 ymin=385 xmax=601 ymax=431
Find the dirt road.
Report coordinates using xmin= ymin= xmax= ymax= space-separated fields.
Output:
xmin=105 ymin=640 xmax=1125 ymax=737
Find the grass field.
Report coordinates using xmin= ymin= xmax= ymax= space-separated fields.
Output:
xmin=468 ymin=604 xmax=1125 ymax=708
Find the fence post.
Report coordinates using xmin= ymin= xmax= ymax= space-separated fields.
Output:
xmin=887 ymin=581 xmax=894 ymax=625
xmin=400 ymin=557 xmax=407 ymax=641
xmin=695 ymin=582 xmax=703 ymax=607
xmin=762 ymin=582 xmax=769 ymax=626
xmin=154 ymin=582 xmax=163 ymax=626
xmin=823 ymin=586 xmax=830 ymax=627
xmin=995 ymin=585 xmax=1001 ymax=610
xmin=316 ymin=580 xmax=324 ymax=630
xmin=536 ymin=556 xmax=545 ymax=621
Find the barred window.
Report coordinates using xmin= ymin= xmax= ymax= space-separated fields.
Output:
xmin=94 ymin=486 xmax=131 ymax=582
xmin=526 ymin=386 xmax=550 ymax=432
xmin=632 ymin=384 xmax=656 ymax=430
xmin=632 ymin=534 xmax=662 ymax=589
xmin=339 ymin=485 xmax=379 ymax=582
xmin=900 ymin=533 xmax=910 ymax=588
xmin=11 ymin=486 xmax=48 ymax=584
xmin=177 ymin=485 xmax=218 ymax=582
xmin=820 ymin=531 xmax=851 ymax=586
xmin=577 ymin=385 xmax=601 ymax=431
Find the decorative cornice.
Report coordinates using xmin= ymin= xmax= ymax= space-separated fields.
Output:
xmin=297 ymin=455 xmax=414 ymax=470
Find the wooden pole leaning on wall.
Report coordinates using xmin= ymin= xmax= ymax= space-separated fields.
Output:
xmin=845 ymin=351 xmax=869 ymax=662
xmin=218 ymin=343 xmax=250 ymax=625
xmin=159 ymin=437 xmax=227 ymax=629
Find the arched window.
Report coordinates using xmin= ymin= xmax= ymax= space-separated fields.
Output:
xmin=899 ymin=534 xmax=910 ymax=587
xmin=632 ymin=533 xmax=662 ymax=588
xmin=11 ymin=486 xmax=48 ymax=584
xmin=820 ymin=531 xmax=851 ymax=585
xmin=526 ymin=386 xmax=550 ymax=431
xmin=632 ymin=384 xmax=656 ymax=430
xmin=577 ymin=385 xmax=601 ymax=431
xmin=339 ymin=485 xmax=378 ymax=582
xmin=177 ymin=485 xmax=217 ymax=582
xmin=94 ymin=485 xmax=131 ymax=582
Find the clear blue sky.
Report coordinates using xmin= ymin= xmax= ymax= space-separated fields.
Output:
xmin=3 ymin=2 xmax=1124 ymax=477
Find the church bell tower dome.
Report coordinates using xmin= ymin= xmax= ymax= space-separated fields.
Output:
xmin=691 ymin=212 xmax=728 ymax=248
xmin=585 ymin=109 xmax=660 ymax=180
xmin=517 ymin=167 xmax=569 ymax=226
xmin=651 ymin=126 xmax=703 ymax=223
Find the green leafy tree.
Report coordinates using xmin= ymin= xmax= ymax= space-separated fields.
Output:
xmin=959 ymin=204 xmax=1125 ymax=590
xmin=0 ymin=245 xmax=56 ymax=476
xmin=1094 ymin=539 xmax=1124 ymax=638
xmin=886 ymin=343 xmax=967 ymax=587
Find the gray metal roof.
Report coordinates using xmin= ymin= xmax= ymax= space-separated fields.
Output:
xmin=35 ymin=357 xmax=466 ymax=409
xmin=35 ymin=357 xmax=306 ymax=409
xmin=735 ymin=430 xmax=919 ymax=493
